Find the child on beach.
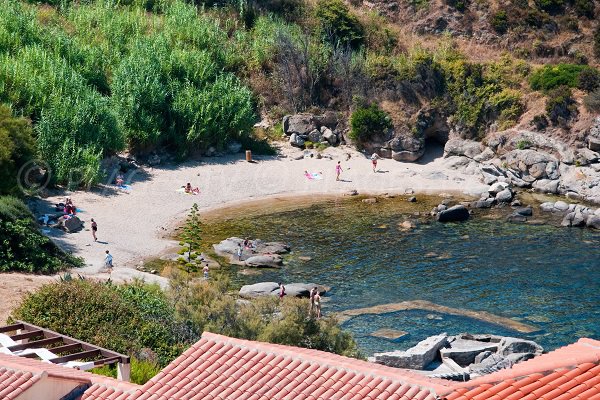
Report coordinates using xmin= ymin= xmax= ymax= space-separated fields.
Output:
xmin=203 ymin=264 xmax=209 ymax=280
xmin=371 ymin=153 xmax=379 ymax=172
xmin=104 ymin=250 xmax=113 ymax=272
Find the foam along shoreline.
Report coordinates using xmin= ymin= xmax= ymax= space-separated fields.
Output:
xmin=336 ymin=300 xmax=538 ymax=333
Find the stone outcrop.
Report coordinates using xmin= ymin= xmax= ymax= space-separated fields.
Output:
xmin=369 ymin=334 xmax=449 ymax=369
xmin=283 ymin=113 xmax=340 ymax=148
xmin=239 ymin=282 xmax=327 ymax=299
xmin=213 ymin=237 xmax=291 ymax=267
xmin=539 ymin=202 xmax=600 ymax=230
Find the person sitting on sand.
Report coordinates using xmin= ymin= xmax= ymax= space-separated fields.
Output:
xmin=116 ymin=173 xmax=125 ymax=186
xmin=64 ymin=197 xmax=76 ymax=215
xmin=184 ymin=182 xmax=200 ymax=195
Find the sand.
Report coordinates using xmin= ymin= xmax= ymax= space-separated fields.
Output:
xmin=31 ymin=145 xmax=487 ymax=283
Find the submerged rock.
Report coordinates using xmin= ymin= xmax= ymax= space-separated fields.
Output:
xmin=437 ymin=205 xmax=470 ymax=222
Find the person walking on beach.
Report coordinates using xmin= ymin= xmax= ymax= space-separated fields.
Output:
xmin=91 ymin=218 xmax=98 ymax=242
xmin=313 ymin=290 xmax=322 ymax=318
xmin=371 ymin=153 xmax=379 ymax=173
xmin=279 ymin=282 xmax=286 ymax=300
xmin=336 ymin=161 xmax=343 ymax=181
xmin=104 ymin=250 xmax=113 ymax=273
xmin=203 ymin=263 xmax=209 ymax=280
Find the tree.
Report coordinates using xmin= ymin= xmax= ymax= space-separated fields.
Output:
xmin=0 ymin=105 xmax=36 ymax=195
xmin=180 ymin=203 xmax=202 ymax=263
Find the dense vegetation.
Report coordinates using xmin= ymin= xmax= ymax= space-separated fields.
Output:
xmin=12 ymin=276 xmax=361 ymax=383
xmin=1 ymin=0 xmax=599 ymax=185
xmin=0 ymin=196 xmax=81 ymax=273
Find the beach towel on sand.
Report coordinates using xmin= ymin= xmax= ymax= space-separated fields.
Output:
xmin=304 ymin=172 xmax=323 ymax=180
xmin=176 ymin=187 xmax=199 ymax=195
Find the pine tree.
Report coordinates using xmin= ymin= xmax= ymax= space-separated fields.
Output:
xmin=180 ymin=203 xmax=202 ymax=263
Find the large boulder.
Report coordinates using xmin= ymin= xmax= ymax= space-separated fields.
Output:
xmin=321 ymin=128 xmax=338 ymax=145
xmin=488 ymin=181 xmax=509 ymax=196
xmin=253 ymin=241 xmax=290 ymax=254
xmin=587 ymin=215 xmax=600 ymax=229
xmin=289 ymin=133 xmax=305 ymax=148
xmin=437 ymin=205 xmax=470 ymax=222
xmin=239 ymin=282 xmax=279 ymax=298
xmin=284 ymin=283 xmax=328 ymax=298
xmin=283 ymin=114 xmax=316 ymax=136
xmin=503 ymin=150 xmax=559 ymax=182
xmin=63 ymin=216 xmax=83 ymax=232
xmin=532 ymin=179 xmax=560 ymax=194
xmin=308 ymin=129 xmax=322 ymax=143
xmin=495 ymin=188 xmax=513 ymax=203
xmin=440 ymin=338 xmax=499 ymax=367
xmin=497 ymin=337 xmax=543 ymax=356
xmin=244 ymin=255 xmax=283 ymax=268
xmin=444 ymin=139 xmax=485 ymax=159
xmin=369 ymin=334 xmax=448 ymax=369
xmin=388 ymin=136 xmax=425 ymax=162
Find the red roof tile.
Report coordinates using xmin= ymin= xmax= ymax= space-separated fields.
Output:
xmin=129 ymin=332 xmax=450 ymax=400
xmin=438 ymin=338 xmax=600 ymax=400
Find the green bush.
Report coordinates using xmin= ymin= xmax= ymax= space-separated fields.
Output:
xmin=574 ymin=0 xmax=594 ymax=18
xmin=0 ymin=105 xmax=35 ymax=195
xmin=349 ymin=104 xmax=392 ymax=144
xmin=529 ymin=64 xmax=589 ymax=91
xmin=577 ymin=67 xmax=600 ymax=92
xmin=446 ymin=0 xmax=469 ymax=11
xmin=534 ymin=0 xmax=565 ymax=13
xmin=0 ymin=196 xmax=81 ymax=273
xmin=12 ymin=280 xmax=192 ymax=366
xmin=92 ymin=358 xmax=161 ymax=385
xmin=545 ymin=86 xmax=577 ymax=124
xmin=490 ymin=11 xmax=509 ymax=34
xmin=315 ymin=0 xmax=364 ymax=48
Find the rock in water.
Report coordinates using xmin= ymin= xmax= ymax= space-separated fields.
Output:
xmin=369 ymin=334 xmax=449 ymax=369
xmin=239 ymin=282 xmax=279 ymax=298
xmin=515 ymin=207 xmax=533 ymax=216
xmin=437 ymin=205 xmax=470 ymax=222
xmin=244 ymin=255 xmax=283 ymax=268
xmin=587 ymin=215 xmax=600 ymax=229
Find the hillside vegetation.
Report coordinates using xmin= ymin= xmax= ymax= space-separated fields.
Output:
xmin=1 ymin=0 xmax=599 ymax=187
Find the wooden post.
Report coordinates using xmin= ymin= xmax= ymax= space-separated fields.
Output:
xmin=246 ymin=150 xmax=252 ymax=162
xmin=117 ymin=362 xmax=131 ymax=382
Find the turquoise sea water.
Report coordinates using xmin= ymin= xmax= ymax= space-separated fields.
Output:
xmin=205 ymin=198 xmax=600 ymax=355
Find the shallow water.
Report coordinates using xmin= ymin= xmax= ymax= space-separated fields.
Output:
xmin=203 ymin=197 xmax=600 ymax=355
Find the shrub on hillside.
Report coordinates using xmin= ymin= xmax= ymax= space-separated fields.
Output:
xmin=577 ymin=67 xmax=600 ymax=92
xmin=0 ymin=105 xmax=36 ymax=195
xmin=490 ymin=11 xmax=509 ymax=34
xmin=545 ymin=86 xmax=577 ymax=124
xmin=0 ymin=196 xmax=81 ymax=273
xmin=446 ymin=0 xmax=469 ymax=11
xmin=315 ymin=0 xmax=364 ymax=48
xmin=529 ymin=64 xmax=590 ymax=91
xmin=584 ymin=89 xmax=600 ymax=112
xmin=594 ymin=25 xmax=600 ymax=60
xmin=534 ymin=0 xmax=565 ymax=13
xmin=349 ymin=104 xmax=393 ymax=144
xmin=574 ymin=0 xmax=595 ymax=18
xmin=12 ymin=280 xmax=192 ymax=366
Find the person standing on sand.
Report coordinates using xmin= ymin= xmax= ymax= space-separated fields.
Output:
xmin=336 ymin=161 xmax=343 ymax=181
xmin=91 ymin=218 xmax=98 ymax=242
xmin=104 ymin=250 xmax=113 ymax=272
xmin=371 ymin=153 xmax=379 ymax=173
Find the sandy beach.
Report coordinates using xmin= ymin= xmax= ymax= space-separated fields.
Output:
xmin=33 ymin=145 xmax=488 ymax=284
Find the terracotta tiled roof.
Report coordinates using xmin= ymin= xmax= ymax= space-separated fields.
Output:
xmin=0 ymin=352 xmax=138 ymax=399
xmin=0 ymin=366 xmax=43 ymax=399
xmin=128 ymin=332 xmax=452 ymax=400
xmin=439 ymin=338 xmax=600 ymax=400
